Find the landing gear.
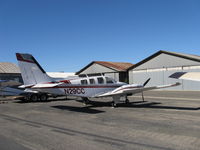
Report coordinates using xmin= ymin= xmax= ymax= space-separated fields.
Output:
xmin=40 ymin=94 xmax=48 ymax=101
xmin=125 ymin=96 xmax=130 ymax=104
xmin=125 ymin=98 xmax=130 ymax=104
xmin=111 ymin=101 xmax=117 ymax=108
xmin=82 ymin=97 xmax=90 ymax=105
xmin=142 ymin=92 xmax=145 ymax=102
xmin=111 ymin=96 xmax=120 ymax=108
xmin=24 ymin=93 xmax=48 ymax=102
xmin=30 ymin=94 xmax=38 ymax=101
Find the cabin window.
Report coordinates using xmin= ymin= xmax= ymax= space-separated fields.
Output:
xmin=97 ymin=77 xmax=104 ymax=84
xmin=89 ymin=78 xmax=95 ymax=84
xmin=81 ymin=80 xmax=88 ymax=85
xmin=106 ymin=77 xmax=114 ymax=84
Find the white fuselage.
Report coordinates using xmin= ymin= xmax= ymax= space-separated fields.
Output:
xmin=32 ymin=76 xmax=127 ymax=97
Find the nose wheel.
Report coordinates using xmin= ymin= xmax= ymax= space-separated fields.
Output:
xmin=111 ymin=101 xmax=117 ymax=108
xmin=82 ymin=97 xmax=90 ymax=105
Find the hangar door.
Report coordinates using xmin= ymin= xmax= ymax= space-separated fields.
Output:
xmin=130 ymin=66 xmax=200 ymax=91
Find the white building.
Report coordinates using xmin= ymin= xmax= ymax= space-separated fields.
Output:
xmin=128 ymin=50 xmax=200 ymax=91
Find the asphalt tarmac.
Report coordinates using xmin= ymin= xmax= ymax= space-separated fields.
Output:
xmin=0 ymin=91 xmax=200 ymax=150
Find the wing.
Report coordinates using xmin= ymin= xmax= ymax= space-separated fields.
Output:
xmin=95 ymin=82 xmax=180 ymax=97
xmin=19 ymin=82 xmax=63 ymax=89
xmin=32 ymin=82 xmax=63 ymax=88
xmin=169 ymin=72 xmax=200 ymax=82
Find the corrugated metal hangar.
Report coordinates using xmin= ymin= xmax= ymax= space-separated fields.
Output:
xmin=76 ymin=61 xmax=134 ymax=83
xmin=0 ymin=62 xmax=75 ymax=84
xmin=128 ymin=50 xmax=200 ymax=91
xmin=0 ymin=62 xmax=22 ymax=83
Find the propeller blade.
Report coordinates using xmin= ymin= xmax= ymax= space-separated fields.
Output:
xmin=143 ymin=78 xmax=151 ymax=86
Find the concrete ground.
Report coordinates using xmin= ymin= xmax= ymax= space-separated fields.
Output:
xmin=0 ymin=91 xmax=200 ymax=150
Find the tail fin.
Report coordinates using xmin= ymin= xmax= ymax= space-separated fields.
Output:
xmin=16 ymin=53 xmax=53 ymax=85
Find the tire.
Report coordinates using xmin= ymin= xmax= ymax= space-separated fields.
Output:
xmin=82 ymin=97 xmax=90 ymax=105
xmin=111 ymin=101 xmax=117 ymax=108
xmin=30 ymin=94 xmax=38 ymax=101
xmin=40 ymin=94 xmax=48 ymax=101
xmin=125 ymin=99 xmax=130 ymax=104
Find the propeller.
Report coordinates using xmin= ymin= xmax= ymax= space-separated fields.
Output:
xmin=142 ymin=78 xmax=151 ymax=102
xmin=143 ymin=78 xmax=151 ymax=86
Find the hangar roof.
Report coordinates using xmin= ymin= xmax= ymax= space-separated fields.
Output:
xmin=0 ymin=62 xmax=20 ymax=74
xmin=128 ymin=50 xmax=200 ymax=70
xmin=76 ymin=61 xmax=134 ymax=75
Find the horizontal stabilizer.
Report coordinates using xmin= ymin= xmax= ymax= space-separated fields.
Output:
xmin=19 ymin=84 xmax=34 ymax=88
xmin=31 ymin=83 xmax=63 ymax=88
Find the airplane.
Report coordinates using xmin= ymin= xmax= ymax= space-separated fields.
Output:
xmin=169 ymin=72 xmax=200 ymax=82
xmin=16 ymin=53 xmax=180 ymax=107
xmin=0 ymin=80 xmax=24 ymax=96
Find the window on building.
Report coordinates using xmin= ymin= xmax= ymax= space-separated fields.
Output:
xmin=89 ymin=78 xmax=95 ymax=84
xmin=81 ymin=80 xmax=88 ymax=85
xmin=97 ymin=77 xmax=104 ymax=84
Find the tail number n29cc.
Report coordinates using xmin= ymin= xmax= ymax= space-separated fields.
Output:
xmin=64 ymin=88 xmax=85 ymax=95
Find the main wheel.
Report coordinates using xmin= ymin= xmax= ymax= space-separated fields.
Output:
xmin=125 ymin=99 xmax=130 ymax=104
xmin=40 ymin=94 xmax=48 ymax=101
xmin=30 ymin=94 xmax=38 ymax=101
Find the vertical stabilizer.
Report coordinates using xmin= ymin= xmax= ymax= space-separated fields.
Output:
xmin=16 ymin=53 xmax=53 ymax=85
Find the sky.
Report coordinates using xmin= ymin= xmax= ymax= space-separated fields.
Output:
xmin=1 ymin=0 xmax=200 ymax=72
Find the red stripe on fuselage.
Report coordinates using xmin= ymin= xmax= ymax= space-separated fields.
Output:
xmin=31 ymin=85 xmax=121 ymax=89
xmin=59 ymin=80 xmax=71 ymax=84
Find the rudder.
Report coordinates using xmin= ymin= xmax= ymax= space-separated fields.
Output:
xmin=16 ymin=53 xmax=53 ymax=85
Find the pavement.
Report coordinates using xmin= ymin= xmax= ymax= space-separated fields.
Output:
xmin=0 ymin=91 xmax=200 ymax=150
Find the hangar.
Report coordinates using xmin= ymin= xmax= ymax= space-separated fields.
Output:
xmin=128 ymin=50 xmax=200 ymax=91
xmin=0 ymin=62 xmax=22 ymax=83
xmin=76 ymin=61 xmax=134 ymax=83
xmin=0 ymin=62 xmax=75 ymax=84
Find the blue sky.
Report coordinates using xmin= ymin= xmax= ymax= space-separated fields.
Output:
xmin=1 ymin=0 xmax=200 ymax=72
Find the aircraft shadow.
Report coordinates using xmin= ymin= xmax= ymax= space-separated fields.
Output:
xmin=15 ymin=97 xmax=76 ymax=104
xmin=15 ymin=98 xmax=200 ymax=111
xmin=51 ymin=105 xmax=105 ymax=114
xmin=116 ymin=101 xmax=200 ymax=110
xmin=76 ymin=100 xmax=112 ymax=107
xmin=80 ymin=100 xmax=200 ymax=111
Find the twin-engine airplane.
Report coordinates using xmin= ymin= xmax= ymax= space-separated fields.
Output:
xmin=16 ymin=53 xmax=180 ymax=107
